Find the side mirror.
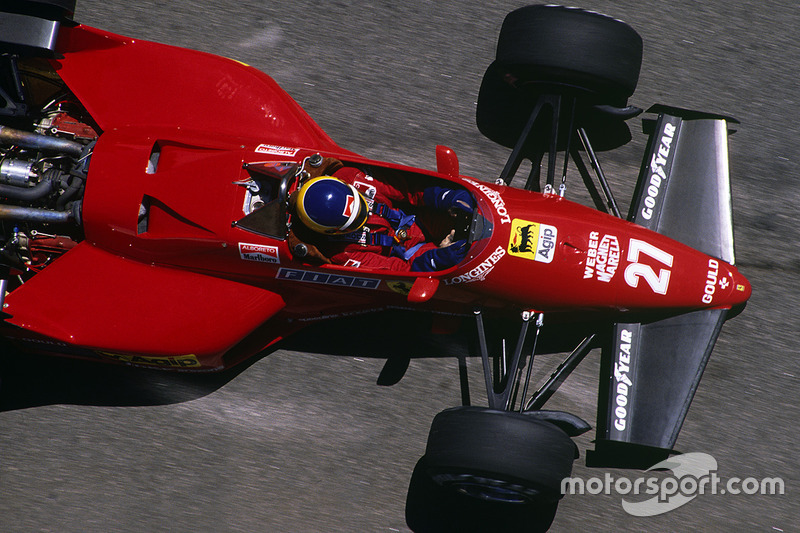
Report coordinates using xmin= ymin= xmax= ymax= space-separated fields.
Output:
xmin=408 ymin=277 xmax=439 ymax=303
xmin=435 ymin=145 xmax=459 ymax=177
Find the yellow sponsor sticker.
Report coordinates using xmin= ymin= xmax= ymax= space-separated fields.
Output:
xmin=508 ymin=219 xmax=557 ymax=263
xmin=387 ymin=280 xmax=413 ymax=296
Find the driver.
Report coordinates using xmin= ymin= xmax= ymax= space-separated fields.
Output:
xmin=290 ymin=166 xmax=474 ymax=271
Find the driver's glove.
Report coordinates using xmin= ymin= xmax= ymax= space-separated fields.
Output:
xmin=411 ymin=239 xmax=469 ymax=272
xmin=423 ymin=186 xmax=475 ymax=214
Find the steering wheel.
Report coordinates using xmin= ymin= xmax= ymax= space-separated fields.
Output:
xmin=466 ymin=207 xmax=491 ymax=245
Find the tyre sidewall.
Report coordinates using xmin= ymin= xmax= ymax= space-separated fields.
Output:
xmin=425 ymin=407 xmax=576 ymax=501
xmin=496 ymin=5 xmax=642 ymax=99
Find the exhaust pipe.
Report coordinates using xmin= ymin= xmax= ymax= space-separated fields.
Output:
xmin=0 ymin=204 xmax=73 ymax=224
xmin=0 ymin=126 xmax=84 ymax=157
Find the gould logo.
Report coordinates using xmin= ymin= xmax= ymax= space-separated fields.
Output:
xmin=508 ymin=219 xmax=557 ymax=263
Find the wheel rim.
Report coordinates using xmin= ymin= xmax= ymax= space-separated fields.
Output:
xmin=432 ymin=473 xmax=547 ymax=504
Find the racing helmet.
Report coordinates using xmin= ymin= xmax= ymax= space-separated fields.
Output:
xmin=294 ymin=176 xmax=369 ymax=234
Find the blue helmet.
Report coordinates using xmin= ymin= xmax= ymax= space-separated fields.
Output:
xmin=294 ymin=176 xmax=369 ymax=234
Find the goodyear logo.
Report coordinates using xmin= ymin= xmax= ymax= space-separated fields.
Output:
xmin=98 ymin=352 xmax=201 ymax=368
xmin=508 ymin=219 xmax=557 ymax=263
xmin=277 ymin=268 xmax=381 ymax=289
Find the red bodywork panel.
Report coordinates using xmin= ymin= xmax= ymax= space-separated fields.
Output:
xmin=6 ymin=242 xmax=285 ymax=369
xmin=52 ymin=25 xmax=347 ymax=153
xmin=1 ymin=24 xmax=751 ymax=371
xmin=455 ymin=183 xmax=749 ymax=312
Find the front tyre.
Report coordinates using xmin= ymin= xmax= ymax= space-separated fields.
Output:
xmin=424 ymin=407 xmax=577 ymax=504
xmin=4 ymin=1 xmax=76 ymax=19
xmin=405 ymin=456 xmax=558 ymax=533
xmin=477 ymin=5 xmax=643 ymax=152
xmin=0 ymin=1 xmax=77 ymax=56
xmin=495 ymin=5 xmax=642 ymax=100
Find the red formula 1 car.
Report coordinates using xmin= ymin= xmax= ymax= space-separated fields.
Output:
xmin=0 ymin=2 xmax=750 ymax=530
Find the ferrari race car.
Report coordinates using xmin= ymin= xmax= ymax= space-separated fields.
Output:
xmin=0 ymin=2 xmax=750 ymax=530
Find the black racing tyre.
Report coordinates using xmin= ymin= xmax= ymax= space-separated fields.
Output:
xmin=0 ymin=1 xmax=76 ymax=57
xmin=424 ymin=406 xmax=577 ymax=504
xmin=406 ymin=456 xmax=558 ymax=533
xmin=3 ymin=0 xmax=76 ymax=20
xmin=476 ymin=60 xmax=540 ymax=151
xmin=495 ymin=5 xmax=642 ymax=99
xmin=477 ymin=6 xmax=641 ymax=153
xmin=476 ymin=61 xmax=634 ymax=153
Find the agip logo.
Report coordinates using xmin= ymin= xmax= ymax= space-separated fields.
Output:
xmin=508 ymin=219 xmax=557 ymax=263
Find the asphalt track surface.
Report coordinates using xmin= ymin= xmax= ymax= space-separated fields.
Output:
xmin=1 ymin=1 xmax=798 ymax=532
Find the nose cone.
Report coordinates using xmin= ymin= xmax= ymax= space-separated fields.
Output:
xmin=719 ymin=261 xmax=752 ymax=307
xmin=699 ymin=258 xmax=751 ymax=310
xmin=731 ymin=267 xmax=752 ymax=305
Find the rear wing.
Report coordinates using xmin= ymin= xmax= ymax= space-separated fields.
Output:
xmin=589 ymin=106 xmax=738 ymax=468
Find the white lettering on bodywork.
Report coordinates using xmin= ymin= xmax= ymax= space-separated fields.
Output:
xmin=446 ymin=246 xmax=505 ymax=284
xmin=613 ymin=328 xmax=634 ymax=432
xmin=641 ymin=121 xmax=676 ymax=221
xmin=464 ymin=179 xmax=511 ymax=224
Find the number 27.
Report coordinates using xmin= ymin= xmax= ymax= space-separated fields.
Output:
xmin=624 ymin=239 xmax=673 ymax=295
